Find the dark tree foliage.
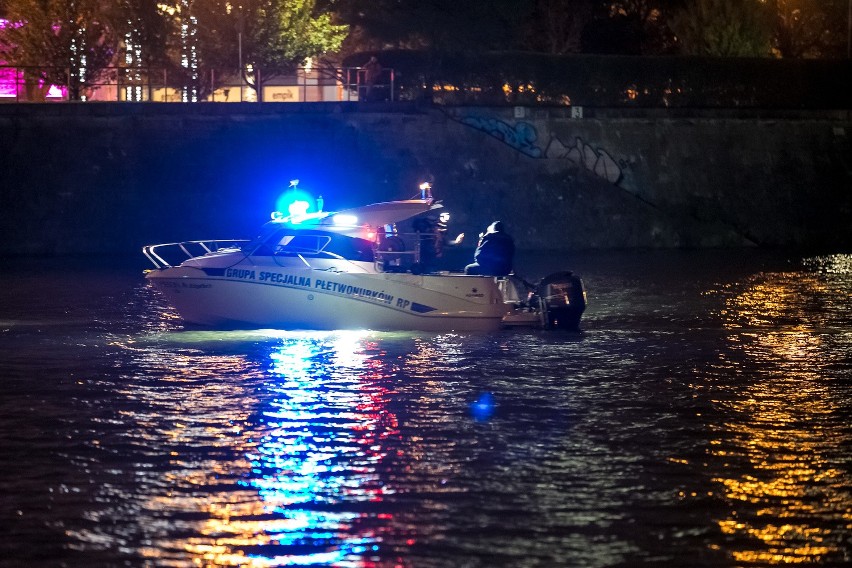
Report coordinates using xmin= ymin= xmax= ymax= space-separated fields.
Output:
xmin=117 ymin=0 xmax=174 ymax=68
xmin=329 ymin=0 xmax=534 ymax=52
xmin=669 ymin=0 xmax=773 ymax=57
xmin=336 ymin=0 xmax=850 ymax=59
xmin=332 ymin=0 xmax=693 ymax=56
xmin=582 ymin=13 xmax=646 ymax=54
xmin=582 ymin=0 xmax=684 ymax=55
xmin=115 ymin=0 xmax=178 ymax=101
xmin=1 ymin=0 xmax=120 ymax=100
xmin=520 ymin=0 xmax=597 ymax=54
xmin=769 ymin=0 xmax=849 ymax=58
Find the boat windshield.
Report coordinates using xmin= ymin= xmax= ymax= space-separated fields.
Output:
xmin=246 ymin=228 xmax=374 ymax=262
xmin=276 ymin=234 xmax=331 ymax=254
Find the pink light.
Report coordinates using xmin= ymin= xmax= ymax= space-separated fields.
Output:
xmin=46 ymin=84 xmax=66 ymax=98
xmin=0 ymin=17 xmax=22 ymax=30
xmin=0 ymin=19 xmax=19 ymax=97
xmin=0 ymin=68 xmax=16 ymax=97
xmin=0 ymin=67 xmax=67 ymax=99
xmin=1 ymin=19 xmax=67 ymax=100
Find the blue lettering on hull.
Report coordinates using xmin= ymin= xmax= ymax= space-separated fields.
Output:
xmin=217 ymin=270 xmax=438 ymax=315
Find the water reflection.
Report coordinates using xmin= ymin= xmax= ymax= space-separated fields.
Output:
xmin=117 ymin=330 xmax=402 ymax=567
xmin=10 ymin=253 xmax=848 ymax=566
xmin=239 ymin=332 xmax=397 ymax=566
xmin=708 ymin=256 xmax=851 ymax=565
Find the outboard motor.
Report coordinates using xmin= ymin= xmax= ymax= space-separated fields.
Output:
xmin=535 ymin=272 xmax=586 ymax=330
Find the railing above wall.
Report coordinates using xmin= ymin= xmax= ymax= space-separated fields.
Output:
xmin=348 ymin=50 xmax=852 ymax=109
xmin=6 ymin=54 xmax=852 ymax=109
xmin=0 ymin=65 xmax=396 ymax=103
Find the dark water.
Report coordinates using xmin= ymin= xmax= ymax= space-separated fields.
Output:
xmin=1 ymin=250 xmax=850 ymax=567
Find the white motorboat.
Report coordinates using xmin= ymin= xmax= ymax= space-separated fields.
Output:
xmin=143 ymin=184 xmax=586 ymax=332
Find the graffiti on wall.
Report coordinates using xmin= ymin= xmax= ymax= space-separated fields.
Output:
xmin=544 ymin=135 xmax=623 ymax=185
xmin=460 ymin=115 xmax=624 ymax=185
xmin=460 ymin=116 xmax=542 ymax=158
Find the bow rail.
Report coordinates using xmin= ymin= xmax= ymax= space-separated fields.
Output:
xmin=143 ymin=240 xmax=249 ymax=269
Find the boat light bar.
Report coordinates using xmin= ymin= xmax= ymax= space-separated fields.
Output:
xmin=288 ymin=200 xmax=310 ymax=217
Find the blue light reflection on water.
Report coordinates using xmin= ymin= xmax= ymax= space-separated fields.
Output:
xmin=109 ymin=326 xmax=642 ymax=568
xmin=119 ymin=329 xmax=406 ymax=567
xmin=242 ymin=331 xmax=394 ymax=566
xmin=471 ymin=392 xmax=496 ymax=421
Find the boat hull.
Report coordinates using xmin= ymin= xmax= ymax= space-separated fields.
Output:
xmin=146 ymin=266 xmax=508 ymax=332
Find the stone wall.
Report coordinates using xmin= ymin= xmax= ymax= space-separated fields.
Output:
xmin=1 ymin=102 xmax=850 ymax=256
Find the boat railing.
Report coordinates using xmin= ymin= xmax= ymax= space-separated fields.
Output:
xmin=373 ymin=231 xmax=435 ymax=272
xmin=143 ymin=239 xmax=248 ymax=268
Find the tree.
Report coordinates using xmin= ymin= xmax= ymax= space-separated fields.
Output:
xmin=330 ymin=0 xmax=532 ymax=53
xmin=1 ymin=0 xmax=119 ymax=100
xmin=582 ymin=0 xmax=683 ymax=55
xmin=190 ymin=0 xmax=348 ymax=101
xmin=670 ymin=0 xmax=773 ymax=57
xmin=114 ymin=1 xmax=175 ymax=100
xmin=116 ymin=1 xmax=174 ymax=69
xmin=520 ymin=0 xmax=597 ymax=55
xmin=767 ymin=0 xmax=847 ymax=58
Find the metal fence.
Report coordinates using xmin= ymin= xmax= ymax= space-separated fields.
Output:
xmin=9 ymin=56 xmax=848 ymax=108
xmin=0 ymin=65 xmax=396 ymax=103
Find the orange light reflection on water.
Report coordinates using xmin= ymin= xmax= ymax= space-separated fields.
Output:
xmin=708 ymin=264 xmax=851 ymax=565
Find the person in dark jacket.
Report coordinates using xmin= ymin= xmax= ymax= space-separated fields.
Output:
xmin=464 ymin=221 xmax=514 ymax=276
xmin=411 ymin=212 xmax=464 ymax=273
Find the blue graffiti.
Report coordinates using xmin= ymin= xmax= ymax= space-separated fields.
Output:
xmin=461 ymin=116 xmax=542 ymax=158
xmin=459 ymin=114 xmax=624 ymax=186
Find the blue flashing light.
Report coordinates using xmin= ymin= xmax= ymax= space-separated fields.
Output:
xmin=288 ymin=200 xmax=310 ymax=217
xmin=275 ymin=187 xmax=319 ymax=219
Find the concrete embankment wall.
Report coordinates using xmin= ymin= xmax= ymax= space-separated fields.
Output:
xmin=1 ymin=103 xmax=850 ymax=256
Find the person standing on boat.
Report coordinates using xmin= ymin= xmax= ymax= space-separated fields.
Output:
xmin=412 ymin=212 xmax=464 ymax=273
xmin=435 ymin=211 xmax=464 ymax=260
xmin=464 ymin=221 xmax=514 ymax=276
xmin=412 ymin=216 xmax=438 ymax=271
